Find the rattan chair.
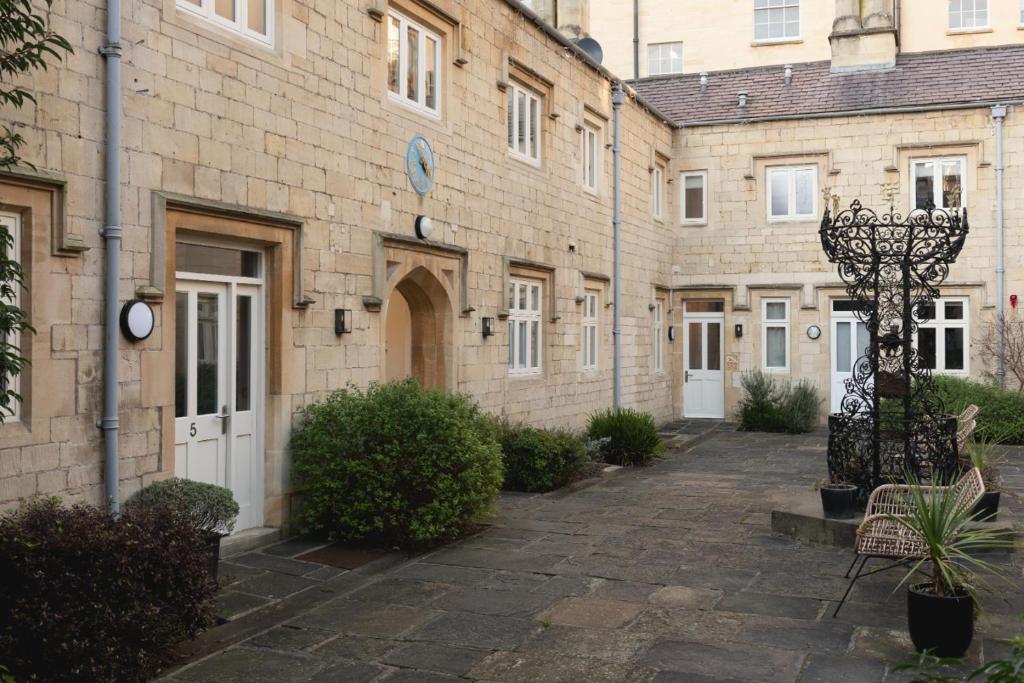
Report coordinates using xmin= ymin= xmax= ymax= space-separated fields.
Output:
xmin=957 ymin=404 xmax=979 ymax=454
xmin=832 ymin=467 xmax=985 ymax=617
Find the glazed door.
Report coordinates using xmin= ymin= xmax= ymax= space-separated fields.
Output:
xmin=683 ymin=315 xmax=725 ymax=418
xmin=830 ymin=302 xmax=869 ymax=413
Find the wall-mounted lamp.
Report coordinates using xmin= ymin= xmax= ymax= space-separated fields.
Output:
xmin=335 ymin=308 xmax=352 ymax=335
xmin=482 ymin=317 xmax=494 ymax=338
xmin=414 ymin=215 xmax=434 ymax=240
xmin=667 ymin=325 xmax=676 ymax=343
xmin=734 ymin=323 xmax=743 ymax=338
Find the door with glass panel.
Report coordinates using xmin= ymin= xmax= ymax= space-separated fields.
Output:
xmin=683 ymin=303 xmax=725 ymax=418
xmin=830 ymin=300 xmax=870 ymax=414
xmin=175 ymin=242 xmax=264 ymax=531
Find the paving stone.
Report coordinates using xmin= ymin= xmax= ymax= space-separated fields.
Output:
xmin=293 ymin=600 xmax=439 ymax=637
xmin=346 ymin=578 xmax=451 ymax=606
xmin=669 ymin=565 xmax=759 ymax=592
xmin=640 ymin=639 xmax=805 ymax=683
xmin=590 ymin=579 xmax=662 ymax=602
xmin=468 ymin=651 xmax=644 ymax=683
xmin=218 ymin=562 xmax=266 ymax=588
xmin=428 ymin=546 xmax=567 ymax=573
xmin=262 ymin=538 xmax=331 ymax=558
xmin=482 ymin=570 xmax=552 ymax=591
xmin=231 ymin=553 xmax=322 ymax=577
xmin=716 ymin=591 xmax=824 ymax=620
xmin=539 ymin=597 xmax=645 ymax=629
xmin=296 ymin=544 xmax=390 ymax=570
xmin=311 ymin=635 xmax=398 ymax=661
xmin=649 ymin=673 xmax=744 ymax=683
xmin=408 ymin=612 xmax=540 ymax=649
xmin=518 ymin=625 xmax=655 ymax=663
xmin=173 ymin=648 xmax=326 ymax=682
xmin=432 ymin=586 xmax=557 ymax=617
xmin=305 ymin=658 xmax=381 ymax=683
xmin=533 ymin=575 xmax=594 ymax=597
xmin=381 ymin=643 xmax=488 ymax=675
xmin=233 ymin=572 xmax=320 ymax=599
xmin=649 ymin=586 xmax=723 ymax=610
xmin=215 ymin=590 xmax=273 ymax=620
xmin=390 ymin=562 xmax=494 ymax=585
xmin=383 ymin=670 xmax=462 ymax=682
xmin=798 ymin=654 xmax=887 ymax=682
xmin=248 ymin=625 xmax=336 ymax=651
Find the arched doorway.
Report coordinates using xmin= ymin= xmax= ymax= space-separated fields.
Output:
xmin=383 ymin=266 xmax=453 ymax=389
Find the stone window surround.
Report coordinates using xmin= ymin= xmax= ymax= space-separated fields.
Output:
xmin=910 ymin=155 xmax=968 ymax=212
xmin=652 ymin=294 xmax=666 ymax=374
xmin=163 ymin=0 xmax=289 ymax=60
xmin=578 ymin=273 xmax=609 ymax=373
xmin=679 ymin=169 xmax=708 ymax=225
xmin=891 ymin=142 xmax=983 ymax=214
xmin=0 ymin=211 xmax=20 ymax=422
xmin=508 ymin=277 xmax=544 ymax=376
xmin=579 ymin=120 xmax=601 ymax=194
xmin=386 ymin=7 xmax=445 ymax=118
xmin=753 ymin=0 xmax=801 ymax=43
xmin=766 ymin=164 xmax=818 ymax=222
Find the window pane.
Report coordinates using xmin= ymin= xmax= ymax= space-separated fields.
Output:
xmin=508 ymin=320 xmax=514 ymax=368
xmin=766 ymin=327 xmax=786 ymax=368
xmin=215 ymin=0 xmax=235 ymax=20
xmin=517 ymin=92 xmax=527 ymax=154
xmin=856 ymin=322 xmax=869 ymax=360
xmin=944 ymin=301 xmax=964 ymax=320
xmin=531 ymin=96 xmax=541 ymax=159
xmin=945 ymin=328 xmax=965 ymax=370
xmin=406 ymin=26 xmax=419 ymax=103
xmin=236 ymin=295 xmax=251 ymax=411
xmin=531 ymin=320 xmax=540 ymax=368
xmin=686 ymin=301 xmax=724 ymax=313
xmin=507 ymin=90 xmax=515 ymax=149
xmin=424 ymin=35 xmax=438 ymax=111
xmin=196 ymin=293 xmax=219 ymax=416
xmin=836 ymin=322 xmax=851 ymax=373
xmin=707 ymin=323 xmax=721 ymax=371
xmin=177 ymin=243 xmax=259 ymax=277
xmin=795 ymin=169 xmax=814 ymax=215
xmin=247 ymin=0 xmax=266 ymax=33
xmin=918 ymin=328 xmax=937 ymax=369
xmin=942 ymin=160 xmax=963 ymax=209
xmin=917 ymin=302 xmax=936 ymax=321
xmin=770 ymin=171 xmax=788 ymax=216
xmin=518 ymin=283 xmax=527 ymax=310
xmin=914 ymin=162 xmax=934 ymax=210
xmin=589 ymin=327 xmax=597 ymax=366
xmin=765 ymin=301 xmax=786 ymax=320
xmin=684 ymin=174 xmax=704 ymax=220
xmin=531 ymin=285 xmax=540 ymax=312
xmin=175 ymin=292 xmax=189 ymax=418
xmin=688 ymin=322 xmax=702 ymax=370
xmin=518 ymin=320 xmax=527 ymax=367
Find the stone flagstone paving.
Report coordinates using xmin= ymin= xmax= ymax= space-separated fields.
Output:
xmin=164 ymin=422 xmax=1023 ymax=682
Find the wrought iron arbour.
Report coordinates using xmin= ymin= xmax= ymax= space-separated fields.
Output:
xmin=820 ymin=199 xmax=969 ymax=496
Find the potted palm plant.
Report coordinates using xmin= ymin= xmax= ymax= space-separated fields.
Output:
xmin=964 ymin=434 xmax=1007 ymax=520
xmin=125 ymin=478 xmax=239 ymax=585
xmin=893 ymin=475 xmax=1016 ymax=658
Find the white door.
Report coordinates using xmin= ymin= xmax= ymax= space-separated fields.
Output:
xmin=830 ymin=301 xmax=869 ymax=414
xmin=175 ymin=250 xmax=264 ymax=531
xmin=683 ymin=314 xmax=725 ymax=418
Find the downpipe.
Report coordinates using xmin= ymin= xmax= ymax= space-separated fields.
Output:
xmin=100 ymin=0 xmax=122 ymax=511
xmin=612 ymin=83 xmax=624 ymax=409
xmin=992 ymin=104 xmax=1007 ymax=389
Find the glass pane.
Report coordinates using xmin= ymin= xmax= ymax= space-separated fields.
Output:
xmin=769 ymin=7 xmax=784 ymax=37
xmin=795 ymin=169 xmax=814 ymax=215
xmin=770 ymin=171 xmax=788 ymax=216
xmin=531 ymin=320 xmax=540 ymax=368
xmin=917 ymin=302 xmax=936 ymax=321
xmin=507 ymin=90 xmax=515 ymax=149
xmin=215 ymin=0 xmax=235 ymax=20
xmin=856 ymin=322 xmax=869 ymax=360
xmin=914 ymin=162 xmax=934 ymax=209
xmin=196 ymin=293 xmax=219 ymax=415
xmin=766 ymin=327 xmax=786 ymax=368
xmin=388 ymin=17 xmax=401 ymax=95
xmin=175 ymin=292 xmax=189 ymax=418
xmin=425 ymin=35 xmax=437 ymax=110
xmin=518 ymin=321 xmax=526 ymax=367
xmin=944 ymin=301 xmax=964 ymax=320
xmin=531 ymin=285 xmax=540 ymax=312
xmin=406 ymin=26 xmax=419 ymax=103
xmin=688 ymin=322 xmax=702 ymax=370
xmin=945 ymin=328 xmax=965 ymax=370
xmin=942 ymin=160 xmax=963 ymax=209
xmin=530 ymin=96 xmax=541 ymax=159
xmin=177 ymin=243 xmax=259 ymax=277
xmin=518 ymin=283 xmax=527 ymax=310
xmin=247 ymin=0 xmax=266 ymax=34
xmin=707 ymin=323 xmax=721 ymax=371
xmin=589 ymin=327 xmax=596 ymax=366
xmin=836 ymin=322 xmax=851 ymax=373
xmin=684 ymin=175 xmax=704 ymax=220
xmin=517 ymin=92 xmax=527 ymax=154
xmin=765 ymin=301 xmax=786 ymax=320
xmin=236 ymin=295 xmax=251 ymax=411
xmin=686 ymin=301 xmax=724 ymax=313
xmin=832 ymin=299 xmax=857 ymax=312
xmin=919 ymin=328 xmax=937 ymax=369
xmin=508 ymin=321 xmax=514 ymax=368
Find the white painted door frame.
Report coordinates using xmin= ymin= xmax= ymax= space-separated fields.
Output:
xmin=683 ymin=312 xmax=725 ymax=419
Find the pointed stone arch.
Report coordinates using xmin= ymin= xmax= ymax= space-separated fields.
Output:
xmin=383 ymin=262 xmax=456 ymax=390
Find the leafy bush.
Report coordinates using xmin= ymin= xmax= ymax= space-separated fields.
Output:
xmin=586 ymin=408 xmax=664 ymax=466
xmin=125 ymin=477 xmax=239 ymax=535
xmin=0 ymin=499 xmax=214 ymax=682
xmin=291 ymin=379 xmax=503 ymax=548
xmin=496 ymin=421 xmax=589 ymax=492
xmin=933 ymin=375 xmax=1024 ymax=445
xmin=737 ymin=371 xmax=822 ymax=434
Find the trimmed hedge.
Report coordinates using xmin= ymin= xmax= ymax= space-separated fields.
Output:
xmin=0 ymin=499 xmax=214 ymax=682
xmin=291 ymin=379 xmax=504 ymax=548
xmin=586 ymin=408 xmax=664 ymax=466
xmin=496 ymin=421 xmax=589 ymax=492
xmin=737 ymin=370 xmax=821 ymax=434
xmin=933 ymin=375 xmax=1024 ymax=444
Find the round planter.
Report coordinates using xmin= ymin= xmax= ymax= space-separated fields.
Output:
xmin=204 ymin=532 xmax=224 ymax=587
xmin=973 ymin=490 xmax=1000 ymax=521
xmin=907 ymin=583 xmax=974 ymax=658
xmin=820 ymin=485 xmax=858 ymax=519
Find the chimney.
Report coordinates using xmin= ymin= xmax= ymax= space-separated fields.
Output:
xmin=829 ymin=0 xmax=897 ymax=73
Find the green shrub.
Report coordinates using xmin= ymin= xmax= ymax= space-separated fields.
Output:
xmin=290 ymin=379 xmax=503 ymax=548
xmin=0 ymin=499 xmax=214 ymax=682
xmin=496 ymin=421 xmax=589 ymax=492
xmin=125 ymin=477 xmax=239 ymax=535
xmin=933 ymin=375 xmax=1024 ymax=445
xmin=737 ymin=371 xmax=822 ymax=434
xmin=586 ymin=408 xmax=664 ymax=466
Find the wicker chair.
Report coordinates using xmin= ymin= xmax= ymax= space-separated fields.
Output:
xmin=832 ymin=467 xmax=985 ymax=617
xmin=957 ymin=404 xmax=979 ymax=455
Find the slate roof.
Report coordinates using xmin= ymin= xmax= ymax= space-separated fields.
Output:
xmin=630 ymin=45 xmax=1024 ymax=127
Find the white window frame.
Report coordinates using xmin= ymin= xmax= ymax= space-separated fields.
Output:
xmin=911 ymin=156 xmax=967 ymax=212
xmin=508 ymin=81 xmax=542 ymax=165
xmin=1 ymin=212 xmax=20 ymax=421
xmin=582 ymin=290 xmax=599 ymax=371
xmin=652 ymin=164 xmax=665 ymax=219
xmin=762 ymin=298 xmax=790 ymax=372
xmin=1020 ymin=0 xmax=1024 ymax=26
xmin=914 ymin=297 xmax=970 ymax=375
xmin=754 ymin=0 xmax=800 ymax=42
xmin=508 ymin=278 xmax=543 ymax=376
xmin=647 ymin=42 xmax=683 ymax=76
xmin=580 ymin=123 xmax=599 ymax=193
xmin=653 ymin=299 xmax=665 ymax=373
xmin=387 ymin=10 xmax=443 ymax=118
xmin=177 ymin=0 xmax=273 ymax=45
xmin=766 ymin=165 xmax=817 ymax=222
xmin=949 ymin=0 xmax=988 ymax=30
xmin=680 ymin=170 xmax=707 ymax=225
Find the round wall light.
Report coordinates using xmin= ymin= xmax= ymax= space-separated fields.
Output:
xmin=415 ymin=215 xmax=434 ymax=240
xmin=806 ymin=324 xmax=822 ymax=340
xmin=120 ymin=300 xmax=155 ymax=342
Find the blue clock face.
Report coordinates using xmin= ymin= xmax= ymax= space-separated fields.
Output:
xmin=406 ymin=135 xmax=435 ymax=196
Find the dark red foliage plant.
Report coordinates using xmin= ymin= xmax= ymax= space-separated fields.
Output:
xmin=0 ymin=498 xmax=215 ymax=682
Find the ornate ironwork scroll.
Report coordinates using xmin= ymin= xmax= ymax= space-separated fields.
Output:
xmin=820 ymin=200 xmax=969 ymax=496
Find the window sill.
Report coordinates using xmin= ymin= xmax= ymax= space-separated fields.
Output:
xmin=508 ymin=152 xmax=543 ymax=169
xmin=947 ymin=27 xmax=992 ymax=35
xmin=508 ymin=371 xmax=545 ymax=381
xmin=386 ymin=93 xmax=442 ymax=122
xmin=681 ymin=220 xmax=707 ymax=227
xmin=767 ymin=216 xmax=817 ymax=224
xmin=751 ymin=38 xmax=802 ymax=47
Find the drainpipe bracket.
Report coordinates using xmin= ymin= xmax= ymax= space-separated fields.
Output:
xmin=97 ymin=417 xmax=119 ymax=430
xmin=98 ymin=43 xmax=122 ymax=58
xmin=101 ymin=224 xmax=123 ymax=239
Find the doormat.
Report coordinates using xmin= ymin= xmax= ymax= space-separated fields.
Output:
xmin=295 ymin=544 xmax=389 ymax=570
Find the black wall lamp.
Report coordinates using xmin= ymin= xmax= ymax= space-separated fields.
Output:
xmin=482 ymin=317 xmax=495 ymax=338
xmin=335 ymin=309 xmax=352 ymax=335
xmin=667 ymin=325 xmax=675 ymax=342
xmin=734 ymin=323 xmax=743 ymax=338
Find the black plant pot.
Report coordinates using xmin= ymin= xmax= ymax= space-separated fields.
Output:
xmin=205 ymin=532 xmax=224 ymax=587
xmin=973 ymin=491 xmax=1000 ymax=521
xmin=907 ymin=583 xmax=974 ymax=658
xmin=820 ymin=485 xmax=858 ymax=519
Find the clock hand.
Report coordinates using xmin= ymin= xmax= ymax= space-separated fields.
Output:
xmin=419 ymin=155 xmax=432 ymax=179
